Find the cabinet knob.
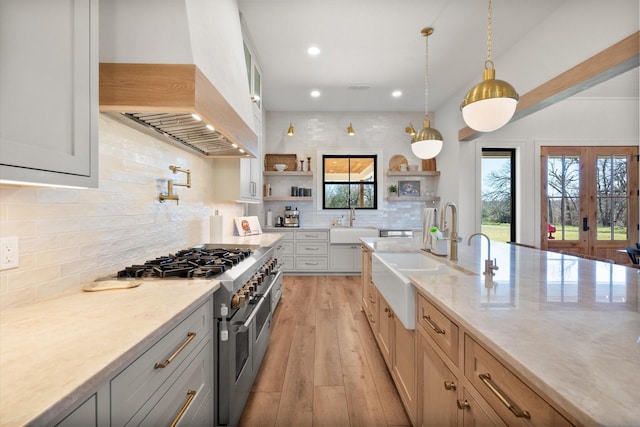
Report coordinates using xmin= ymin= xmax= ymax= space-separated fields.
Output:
xmin=456 ymin=399 xmax=470 ymax=410
xmin=444 ymin=381 xmax=457 ymax=391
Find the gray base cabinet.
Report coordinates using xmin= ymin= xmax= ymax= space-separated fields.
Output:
xmin=329 ymin=244 xmax=362 ymax=273
xmin=52 ymin=297 xmax=214 ymax=427
xmin=268 ymin=229 xmax=329 ymax=273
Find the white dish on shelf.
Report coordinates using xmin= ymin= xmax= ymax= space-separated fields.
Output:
xmin=273 ymin=164 xmax=288 ymax=172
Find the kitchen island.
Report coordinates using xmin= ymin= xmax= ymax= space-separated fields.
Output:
xmin=362 ymin=237 xmax=639 ymax=426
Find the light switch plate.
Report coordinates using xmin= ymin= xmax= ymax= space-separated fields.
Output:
xmin=0 ymin=237 xmax=19 ymax=270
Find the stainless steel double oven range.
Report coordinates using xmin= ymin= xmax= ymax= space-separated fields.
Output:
xmin=104 ymin=243 xmax=283 ymax=427
xmin=210 ymin=244 xmax=282 ymax=426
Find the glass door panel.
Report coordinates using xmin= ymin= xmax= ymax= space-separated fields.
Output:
xmin=595 ymin=154 xmax=629 ymax=241
xmin=546 ymin=154 xmax=581 ymax=241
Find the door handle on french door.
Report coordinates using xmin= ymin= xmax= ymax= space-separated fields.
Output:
xmin=583 ymin=217 xmax=589 ymax=231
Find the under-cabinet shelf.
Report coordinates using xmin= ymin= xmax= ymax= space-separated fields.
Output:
xmin=263 ymin=171 xmax=313 ymax=176
xmin=386 ymin=196 xmax=441 ymax=203
xmin=387 ymin=170 xmax=440 ymax=177
xmin=264 ymin=196 xmax=313 ymax=202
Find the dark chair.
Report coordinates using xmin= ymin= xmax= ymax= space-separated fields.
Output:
xmin=625 ymin=246 xmax=640 ymax=264
xmin=635 ymin=242 xmax=640 ymax=250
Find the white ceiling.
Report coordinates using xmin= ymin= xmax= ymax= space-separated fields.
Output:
xmin=237 ymin=0 xmax=638 ymax=113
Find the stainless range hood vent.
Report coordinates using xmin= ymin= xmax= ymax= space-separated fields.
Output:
xmin=119 ymin=112 xmax=248 ymax=157
xmin=99 ymin=63 xmax=258 ymax=158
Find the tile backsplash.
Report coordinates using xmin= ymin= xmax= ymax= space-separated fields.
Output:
xmin=0 ymin=115 xmax=243 ymax=310
xmin=1 ymin=110 xmax=437 ymax=310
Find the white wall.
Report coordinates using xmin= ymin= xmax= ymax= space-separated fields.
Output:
xmin=0 ymin=115 xmax=244 ymax=310
xmin=431 ymin=0 xmax=639 ymax=245
xmin=257 ymin=111 xmax=437 ymax=229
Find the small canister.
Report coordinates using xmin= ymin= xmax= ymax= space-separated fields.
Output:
xmin=291 ymin=186 xmax=298 ymax=196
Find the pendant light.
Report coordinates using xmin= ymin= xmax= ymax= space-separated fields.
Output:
xmin=411 ymin=27 xmax=443 ymax=160
xmin=460 ymin=0 xmax=519 ymax=132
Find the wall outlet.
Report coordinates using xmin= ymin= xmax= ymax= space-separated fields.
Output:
xmin=0 ymin=237 xmax=19 ymax=270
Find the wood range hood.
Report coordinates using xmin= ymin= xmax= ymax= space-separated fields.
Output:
xmin=99 ymin=62 xmax=258 ymax=158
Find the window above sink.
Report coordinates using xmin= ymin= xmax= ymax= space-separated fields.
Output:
xmin=323 ymin=154 xmax=378 ymax=210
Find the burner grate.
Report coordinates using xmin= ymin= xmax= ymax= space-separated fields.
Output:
xmin=115 ymin=247 xmax=252 ymax=279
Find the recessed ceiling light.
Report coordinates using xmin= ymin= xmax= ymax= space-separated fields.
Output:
xmin=310 ymin=90 xmax=320 ymax=98
xmin=308 ymin=46 xmax=320 ymax=56
xmin=392 ymin=90 xmax=402 ymax=97
xmin=191 ymin=113 xmax=201 ymax=121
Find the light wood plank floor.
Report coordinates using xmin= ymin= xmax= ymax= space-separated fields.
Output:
xmin=239 ymin=275 xmax=411 ymax=427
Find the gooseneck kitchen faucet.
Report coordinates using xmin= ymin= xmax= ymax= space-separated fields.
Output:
xmin=468 ymin=232 xmax=499 ymax=277
xmin=441 ymin=202 xmax=459 ymax=261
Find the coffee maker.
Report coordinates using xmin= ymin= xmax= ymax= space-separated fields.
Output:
xmin=283 ymin=206 xmax=300 ymax=227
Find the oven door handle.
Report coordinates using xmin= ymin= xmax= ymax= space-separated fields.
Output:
xmin=234 ymin=295 xmax=267 ymax=332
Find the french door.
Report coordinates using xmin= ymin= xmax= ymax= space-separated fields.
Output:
xmin=540 ymin=146 xmax=638 ymax=262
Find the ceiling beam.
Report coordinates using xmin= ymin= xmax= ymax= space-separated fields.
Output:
xmin=458 ymin=31 xmax=640 ymax=142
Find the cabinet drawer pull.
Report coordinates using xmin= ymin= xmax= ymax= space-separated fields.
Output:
xmin=456 ymin=399 xmax=470 ymax=410
xmin=479 ymin=373 xmax=531 ymax=419
xmin=169 ymin=389 xmax=197 ymax=427
xmin=304 ymin=247 xmax=319 ymax=251
xmin=304 ymin=234 xmax=319 ymax=238
xmin=422 ymin=314 xmax=445 ymax=335
xmin=305 ymin=262 xmax=319 ymax=265
xmin=154 ymin=332 xmax=196 ymax=369
xmin=444 ymin=381 xmax=456 ymax=390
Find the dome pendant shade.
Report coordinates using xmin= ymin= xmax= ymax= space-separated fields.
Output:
xmin=411 ymin=120 xmax=443 ymax=159
xmin=411 ymin=27 xmax=443 ymax=160
xmin=460 ymin=65 xmax=519 ymax=132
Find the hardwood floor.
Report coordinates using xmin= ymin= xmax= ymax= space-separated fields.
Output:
xmin=239 ymin=275 xmax=410 ymax=427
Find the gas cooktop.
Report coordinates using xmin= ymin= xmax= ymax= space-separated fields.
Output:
xmin=99 ymin=246 xmax=261 ymax=281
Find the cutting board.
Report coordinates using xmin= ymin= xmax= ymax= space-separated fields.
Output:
xmin=389 ymin=154 xmax=408 ymax=171
xmin=83 ymin=281 xmax=141 ymax=292
xmin=422 ymin=158 xmax=437 ymax=171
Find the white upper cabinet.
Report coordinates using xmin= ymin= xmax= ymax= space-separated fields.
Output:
xmin=0 ymin=0 xmax=98 ymax=187
xmin=211 ymin=26 xmax=263 ymax=204
xmin=244 ymin=40 xmax=262 ymax=114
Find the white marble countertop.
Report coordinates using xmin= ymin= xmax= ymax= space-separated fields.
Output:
xmin=362 ymin=237 xmax=640 ymax=426
xmin=0 ymin=279 xmax=219 ymax=426
xmin=208 ymin=231 xmax=284 ymax=247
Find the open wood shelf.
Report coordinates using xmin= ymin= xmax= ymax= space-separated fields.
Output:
xmin=263 ymin=196 xmax=313 ymax=202
xmin=263 ymin=171 xmax=313 ymax=176
xmin=386 ymin=196 xmax=441 ymax=203
xmin=387 ymin=170 xmax=440 ymax=176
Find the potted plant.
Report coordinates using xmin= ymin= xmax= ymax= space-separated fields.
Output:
xmin=388 ymin=184 xmax=398 ymax=197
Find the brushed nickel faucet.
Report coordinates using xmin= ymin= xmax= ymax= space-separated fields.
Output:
xmin=468 ymin=232 xmax=499 ymax=277
xmin=441 ymin=202 xmax=459 ymax=261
